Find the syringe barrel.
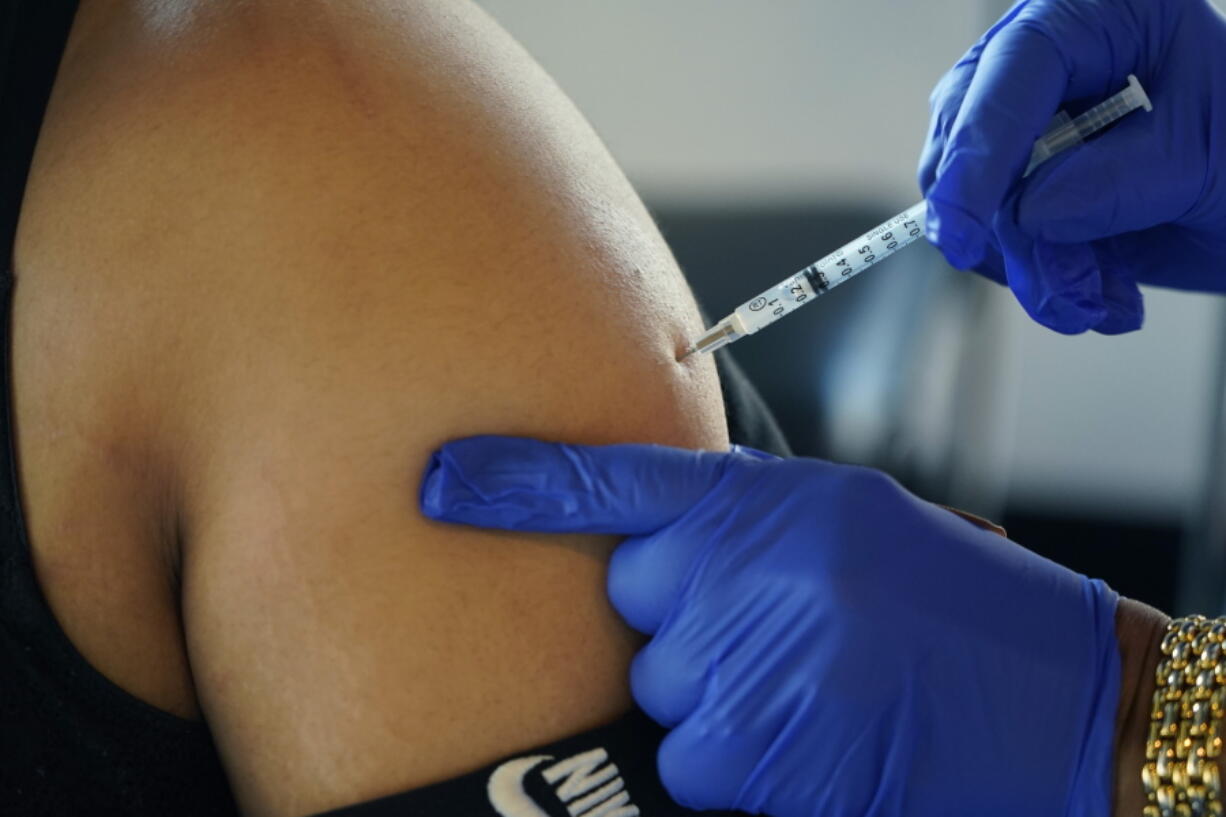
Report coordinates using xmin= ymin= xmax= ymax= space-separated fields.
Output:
xmin=1072 ymin=74 xmax=1151 ymax=138
xmin=1025 ymin=74 xmax=1150 ymax=175
xmin=729 ymin=201 xmax=928 ymax=336
xmin=1026 ymin=111 xmax=1078 ymax=174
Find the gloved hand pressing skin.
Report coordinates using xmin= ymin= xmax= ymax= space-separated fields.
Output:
xmin=920 ymin=0 xmax=1226 ymax=334
xmin=421 ymin=437 xmax=1121 ymax=817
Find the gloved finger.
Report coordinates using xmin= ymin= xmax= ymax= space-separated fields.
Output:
xmin=627 ymin=578 xmax=768 ymax=720
xmin=628 ymin=635 xmax=707 ymax=727
xmin=627 ymin=573 xmax=781 ymax=718
xmin=1017 ymin=110 xmax=1204 ymax=243
xmin=1103 ymin=226 xmax=1226 ymax=292
xmin=918 ymin=57 xmax=985 ymax=198
xmin=996 ymin=204 xmax=1108 ymax=334
xmin=926 ymin=13 xmax=1114 ymax=269
xmin=1088 ymin=240 xmax=1145 ymax=335
xmin=629 ymin=578 xmax=804 ymax=717
xmin=420 ymin=435 xmax=748 ymax=534
xmin=918 ymin=0 xmax=1031 ymax=196
xmin=608 ymin=527 xmax=706 ymax=634
xmin=607 ymin=446 xmax=783 ymax=632
xmin=656 ymin=716 xmax=747 ymax=811
xmin=655 ymin=689 xmax=808 ymax=813
xmin=974 ymin=235 xmax=1008 ymax=286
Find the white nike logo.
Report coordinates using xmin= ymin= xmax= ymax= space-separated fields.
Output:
xmin=488 ymin=755 xmax=554 ymax=817
xmin=487 ymin=748 xmax=640 ymax=817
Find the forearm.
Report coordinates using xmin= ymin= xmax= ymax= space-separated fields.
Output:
xmin=1113 ymin=597 xmax=1171 ymax=817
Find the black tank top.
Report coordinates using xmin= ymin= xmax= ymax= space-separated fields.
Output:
xmin=0 ymin=2 xmax=790 ymax=813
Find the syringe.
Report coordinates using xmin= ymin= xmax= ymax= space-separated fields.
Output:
xmin=678 ymin=73 xmax=1152 ymax=360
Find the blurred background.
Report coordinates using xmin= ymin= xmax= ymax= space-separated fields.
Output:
xmin=477 ymin=0 xmax=1226 ymax=616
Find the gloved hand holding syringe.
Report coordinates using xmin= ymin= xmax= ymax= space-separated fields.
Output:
xmin=678 ymin=73 xmax=1152 ymax=360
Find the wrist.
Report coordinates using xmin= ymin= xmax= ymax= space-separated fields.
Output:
xmin=1113 ymin=597 xmax=1171 ymax=817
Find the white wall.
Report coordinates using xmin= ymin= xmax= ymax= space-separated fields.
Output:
xmin=1002 ymin=287 xmax=1221 ymax=521
xmin=479 ymin=0 xmax=986 ymax=206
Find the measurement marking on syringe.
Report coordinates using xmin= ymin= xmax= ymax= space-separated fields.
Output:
xmin=804 ymin=267 xmax=829 ymax=294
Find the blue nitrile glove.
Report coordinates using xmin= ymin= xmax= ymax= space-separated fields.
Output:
xmin=920 ymin=0 xmax=1226 ymax=334
xmin=421 ymin=436 xmax=1122 ymax=817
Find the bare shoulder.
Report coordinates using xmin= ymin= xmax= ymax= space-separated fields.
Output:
xmin=23 ymin=1 xmax=728 ymax=815
xmin=29 ymin=0 xmax=724 ymax=442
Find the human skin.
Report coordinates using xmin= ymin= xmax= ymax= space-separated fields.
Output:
xmin=1113 ymin=599 xmax=1169 ymax=816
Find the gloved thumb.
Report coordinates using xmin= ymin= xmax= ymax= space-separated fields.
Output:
xmin=420 ymin=435 xmax=748 ymax=534
xmin=994 ymin=201 xmax=1111 ymax=334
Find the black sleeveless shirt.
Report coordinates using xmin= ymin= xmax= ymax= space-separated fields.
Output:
xmin=0 ymin=3 xmax=789 ymax=813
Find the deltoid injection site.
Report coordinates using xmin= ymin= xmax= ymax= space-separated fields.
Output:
xmin=678 ymin=73 xmax=1152 ymax=362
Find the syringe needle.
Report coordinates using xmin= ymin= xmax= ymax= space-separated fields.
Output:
xmin=677 ymin=319 xmax=741 ymax=362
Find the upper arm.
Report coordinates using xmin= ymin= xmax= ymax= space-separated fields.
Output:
xmin=52 ymin=2 xmax=728 ymax=814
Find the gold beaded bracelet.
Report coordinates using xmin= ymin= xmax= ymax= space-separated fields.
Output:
xmin=1145 ymin=615 xmax=1226 ymax=817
